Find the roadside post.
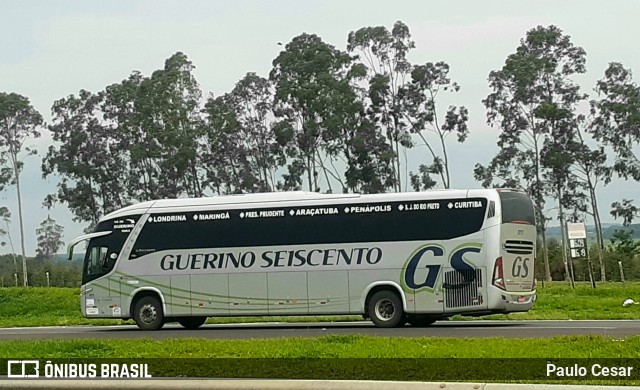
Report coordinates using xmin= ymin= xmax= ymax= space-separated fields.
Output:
xmin=567 ymin=222 xmax=596 ymax=289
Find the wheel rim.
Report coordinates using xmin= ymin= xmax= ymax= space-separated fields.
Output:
xmin=374 ymin=298 xmax=395 ymax=321
xmin=140 ymin=304 xmax=157 ymax=324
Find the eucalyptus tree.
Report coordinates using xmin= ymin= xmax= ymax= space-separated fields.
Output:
xmin=270 ymin=33 xmax=365 ymax=193
xmin=473 ymin=25 xmax=588 ymax=282
xmin=318 ymin=59 xmax=396 ymax=194
xmin=43 ymin=89 xmax=130 ymax=231
xmin=564 ymin=122 xmax=612 ymax=280
xmin=611 ymin=199 xmax=639 ymax=226
xmin=102 ymin=71 xmax=160 ymax=201
xmin=590 ymin=62 xmax=640 ymax=181
xmin=0 ymin=93 xmax=43 ymax=286
xmin=347 ymin=21 xmax=414 ymax=191
xmin=403 ymin=61 xmax=469 ymax=190
xmin=201 ymin=93 xmax=261 ymax=194
xmin=224 ymin=73 xmax=283 ymax=191
xmin=343 ymin=120 xmax=397 ymax=194
xmin=101 ymin=52 xmax=205 ymax=200
xmin=590 ymin=63 xmax=640 ymax=229
xmin=541 ymin=129 xmax=588 ymax=281
xmin=36 ymin=216 xmax=64 ymax=261
xmin=0 ymin=206 xmax=18 ymax=277
xmin=143 ymin=52 xmax=204 ymax=198
xmin=35 ymin=196 xmax=64 ymax=261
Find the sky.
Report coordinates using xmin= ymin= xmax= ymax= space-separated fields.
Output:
xmin=0 ymin=0 xmax=638 ymax=255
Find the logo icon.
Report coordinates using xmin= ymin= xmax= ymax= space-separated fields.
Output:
xmin=8 ymin=360 xmax=40 ymax=378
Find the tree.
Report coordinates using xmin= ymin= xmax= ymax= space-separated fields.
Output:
xmin=102 ymin=70 xmax=158 ymax=201
xmin=541 ymin=131 xmax=589 ymax=282
xmin=590 ymin=62 xmax=640 ymax=235
xmin=611 ymin=199 xmax=639 ymax=226
xmin=0 ymin=206 xmax=18 ymax=277
xmin=270 ymin=33 xmax=366 ymax=193
xmin=202 ymin=73 xmax=284 ymax=194
xmin=590 ymin=62 xmax=640 ymax=181
xmin=403 ymin=61 xmax=469 ymax=189
xmin=228 ymin=73 xmax=282 ymax=191
xmin=102 ymin=53 xmax=204 ymax=201
xmin=45 ymin=53 xmax=205 ymax=227
xmin=142 ymin=52 xmax=204 ymax=198
xmin=608 ymin=229 xmax=640 ymax=282
xmin=202 ymin=93 xmax=261 ymax=194
xmin=609 ymin=229 xmax=640 ymax=257
xmin=537 ymin=93 xmax=598 ymax=282
xmin=36 ymin=195 xmax=64 ymax=261
xmin=343 ymin=121 xmax=397 ymax=194
xmin=347 ymin=21 xmax=414 ymax=191
xmin=36 ymin=215 xmax=64 ymax=261
xmin=0 ymin=92 xmax=43 ymax=286
xmin=565 ymin=123 xmax=612 ymax=280
xmin=44 ymin=89 xmax=130 ymax=230
xmin=474 ymin=25 xmax=587 ymax=282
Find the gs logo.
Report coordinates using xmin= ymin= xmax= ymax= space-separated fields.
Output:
xmin=403 ymin=243 xmax=482 ymax=291
xmin=511 ymin=256 xmax=530 ymax=278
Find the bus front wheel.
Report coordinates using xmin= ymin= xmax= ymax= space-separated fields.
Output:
xmin=133 ymin=295 xmax=165 ymax=330
xmin=368 ymin=290 xmax=404 ymax=328
xmin=178 ymin=316 xmax=207 ymax=330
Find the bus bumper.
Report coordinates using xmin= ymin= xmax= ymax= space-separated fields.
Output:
xmin=493 ymin=289 xmax=536 ymax=313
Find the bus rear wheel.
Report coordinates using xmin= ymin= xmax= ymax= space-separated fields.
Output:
xmin=406 ymin=315 xmax=437 ymax=327
xmin=178 ymin=316 xmax=207 ymax=330
xmin=133 ymin=295 xmax=165 ymax=331
xmin=368 ymin=290 xmax=404 ymax=328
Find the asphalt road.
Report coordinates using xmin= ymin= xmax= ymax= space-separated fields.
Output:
xmin=0 ymin=320 xmax=638 ymax=340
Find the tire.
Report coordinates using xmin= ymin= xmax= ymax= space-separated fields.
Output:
xmin=133 ymin=295 xmax=165 ymax=330
xmin=406 ymin=315 xmax=437 ymax=327
xmin=368 ymin=290 xmax=405 ymax=328
xmin=178 ymin=316 xmax=207 ymax=330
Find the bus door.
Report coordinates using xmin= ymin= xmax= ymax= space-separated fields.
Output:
xmin=82 ymin=234 xmax=123 ymax=317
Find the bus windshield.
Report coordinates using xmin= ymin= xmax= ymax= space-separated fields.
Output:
xmin=84 ymin=244 xmax=111 ymax=281
xmin=499 ymin=191 xmax=535 ymax=225
xmin=82 ymin=231 xmax=129 ymax=284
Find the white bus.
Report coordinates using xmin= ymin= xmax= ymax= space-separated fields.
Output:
xmin=67 ymin=188 xmax=537 ymax=330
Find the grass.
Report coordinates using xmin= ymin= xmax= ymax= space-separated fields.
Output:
xmin=0 ymin=335 xmax=639 ymax=383
xmin=1 ymin=281 xmax=639 ymax=328
xmin=0 ymin=286 xmax=124 ymax=327
xmin=0 ymin=334 xmax=638 ymax=358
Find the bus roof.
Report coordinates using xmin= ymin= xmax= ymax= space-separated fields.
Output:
xmin=100 ymin=188 xmax=519 ymax=222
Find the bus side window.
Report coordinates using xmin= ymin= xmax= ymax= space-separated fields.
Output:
xmin=487 ymin=201 xmax=496 ymax=219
